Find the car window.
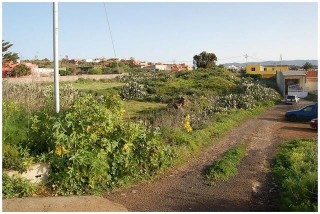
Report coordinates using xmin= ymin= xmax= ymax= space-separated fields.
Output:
xmin=287 ymin=96 xmax=295 ymax=99
xmin=303 ymin=106 xmax=313 ymax=112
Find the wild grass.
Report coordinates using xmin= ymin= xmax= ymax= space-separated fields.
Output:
xmin=204 ymin=144 xmax=246 ymax=184
xmin=167 ymin=103 xmax=271 ymax=166
xmin=123 ymin=100 xmax=167 ymax=119
xmin=69 ymin=79 xmax=124 ymax=97
xmin=273 ymin=139 xmax=317 ymax=211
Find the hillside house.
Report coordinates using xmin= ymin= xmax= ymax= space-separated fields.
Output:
xmin=2 ymin=61 xmax=19 ymax=77
xmin=2 ymin=61 xmax=39 ymax=78
xmin=144 ymin=64 xmax=168 ymax=72
xmin=246 ymin=64 xmax=289 ymax=78
xmin=171 ymin=63 xmax=193 ymax=71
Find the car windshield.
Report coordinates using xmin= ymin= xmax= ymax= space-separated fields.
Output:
xmin=287 ymin=96 xmax=296 ymax=99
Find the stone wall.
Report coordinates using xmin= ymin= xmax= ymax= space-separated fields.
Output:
xmin=3 ymin=74 xmax=126 ymax=84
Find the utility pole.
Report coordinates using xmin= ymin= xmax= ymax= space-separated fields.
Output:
xmin=53 ymin=2 xmax=60 ymax=113
xmin=280 ymin=54 xmax=282 ymax=72
xmin=245 ymin=54 xmax=248 ymax=65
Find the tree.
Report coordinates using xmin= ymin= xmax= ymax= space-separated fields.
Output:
xmin=2 ymin=40 xmax=19 ymax=64
xmin=289 ymin=65 xmax=300 ymax=71
xmin=10 ymin=64 xmax=31 ymax=77
xmin=302 ymin=62 xmax=313 ymax=70
xmin=193 ymin=51 xmax=217 ymax=69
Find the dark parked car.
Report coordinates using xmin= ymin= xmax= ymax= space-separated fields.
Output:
xmin=285 ymin=103 xmax=318 ymax=121
xmin=310 ymin=118 xmax=318 ymax=130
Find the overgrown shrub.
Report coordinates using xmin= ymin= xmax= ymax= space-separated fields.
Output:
xmin=88 ymin=68 xmax=103 ymax=74
xmin=214 ymin=78 xmax=279 ymax=112
xmin=2 ymin=173 xmax=37 ymax=198
xmin=10 ymin=64 xmax=31 ymax=77
xmin=59 ymin=69 xmax=72 ymax=76
xmin=2 ymin=101 xmax=34 ymax=171
xmin=273 ymin=139 xmax=318 ymax=211
xmin=120 ymin=75 xmax=147 ymax=100
xmin=29 ymin=93 xmax=173 ymax=195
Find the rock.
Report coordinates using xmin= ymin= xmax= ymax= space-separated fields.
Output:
xmin=131 ymin=190 xmax=137 ymax=194
xmin=252 ymin=181 xmax=261 ymax=194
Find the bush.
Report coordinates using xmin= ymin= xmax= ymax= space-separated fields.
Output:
xmin=120 ymin=75 xmax=147 ymax=100
xmin=273 ymin=139 xmax=317 ymax=211
xmin=88 ymin=68 xmax=103 ymax=74
xmin=59 ymin=69 xmax=72 ymax=76
xmin=2 ymin=101 xmax=34 ymax=171
xmin=10 ymin=64 xmax=31 ymax=77
xmin=214 ymin=78 xmax=280 ymax=112
xmin=2 ymin=173 xmax=37 ymax=198
xmin=29 ymin=93 xmax=173 ymax=195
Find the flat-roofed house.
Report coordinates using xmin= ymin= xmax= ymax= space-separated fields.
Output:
xmin=246 ymin=64 xmax=289 ymax=78
xmin=276 ymin=70 xmax=308 ymax=98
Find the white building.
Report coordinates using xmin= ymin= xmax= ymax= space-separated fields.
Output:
xmin=144 ymin=64 xmax=169 ymax=72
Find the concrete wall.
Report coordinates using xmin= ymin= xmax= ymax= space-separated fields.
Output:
xmin=276 ymin=71 xmax=285 ymax=97
xmin=288 ymin=91 xmax=308 ymax=98
xmin=306 ymin=81 xmax=318 ymax=93
xmin=3 ymin=74 xmax=125 ymax=84
xmin=5 ymin=163 xmax=50 ymax=184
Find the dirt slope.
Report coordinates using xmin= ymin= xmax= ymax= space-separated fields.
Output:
xmin=106 ymin=101 xmax=317 ymax=211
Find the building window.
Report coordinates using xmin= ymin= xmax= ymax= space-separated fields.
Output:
xmin=251 ymin=67 xmax=256 ymax=71
xmin=272 ymin=68 xmax=275 ymax=71
xmin=264 ymin=68 xmax=267 ymax=71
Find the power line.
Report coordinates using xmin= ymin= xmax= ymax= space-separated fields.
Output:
xmin=218 ymin=55 xmax=245 ymax=61
xmin=246 ymin=55 xmax=265 ymax=62
xmin=103 ymin=3 xmax=119 ymax=70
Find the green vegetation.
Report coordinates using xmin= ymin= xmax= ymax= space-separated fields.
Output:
xmin=2 ymin=66 xmax=280 ymax=197
xmin=2 ymin=40 xmax=19 ymax=63
xmin=2 ymin=173 xmax=37 ymax=198
xmin=273 ymin=139 xmax=317 ymax=211
xmin=11 ymin=64 xmax=31 ymax=77
xmin=302 ymin=62 xmax=314 ymax=70
xmin=204 ymin=144 xmax=246 ymax=184
xmin=70 ymin=78 xmax=124 ymax=97
xmin=193 ymin=51 xmax=217 ymax=69
xmin=2 ymin=101 xmax=33 ymax=171
xmin=305 ymin=91 xmax=318 ymax=102
xmin=28 ymin=93 xmax=173 ymax=195
xmin=123 ymin=100 xmax=167 ymax=119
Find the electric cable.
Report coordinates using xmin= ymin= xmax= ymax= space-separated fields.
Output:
xmin=103 ymin=3 xmax=119 ymax=71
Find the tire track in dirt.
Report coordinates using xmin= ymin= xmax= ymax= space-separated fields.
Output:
xmin=105 ymin=102 xmax=317 ymax=211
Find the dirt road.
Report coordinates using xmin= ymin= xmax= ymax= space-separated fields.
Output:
xmin=105 ymin=101 xmax=317 ymax=211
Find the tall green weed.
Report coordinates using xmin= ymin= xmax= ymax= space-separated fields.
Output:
xmin=273 ymin=139 xmax=317 ymax=211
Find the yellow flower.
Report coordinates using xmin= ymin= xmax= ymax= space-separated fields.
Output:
xmin=55 ymin=144 xmax=67 ymax=156
xmin=183 ymin=114 xmax=192 ymax=132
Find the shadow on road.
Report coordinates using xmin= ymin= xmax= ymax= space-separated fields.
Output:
xmin=280 ymin=126 xmax=316 ymax=133
xmin=258 ymin=117 xmax=285 ymax=122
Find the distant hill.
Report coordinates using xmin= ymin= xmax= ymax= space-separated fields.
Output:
xmin=223 ymin=60 xmax=318 ymax=67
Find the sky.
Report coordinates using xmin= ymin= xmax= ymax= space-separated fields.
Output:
xmin=2 ymin=2 xmax=318 ymax=65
